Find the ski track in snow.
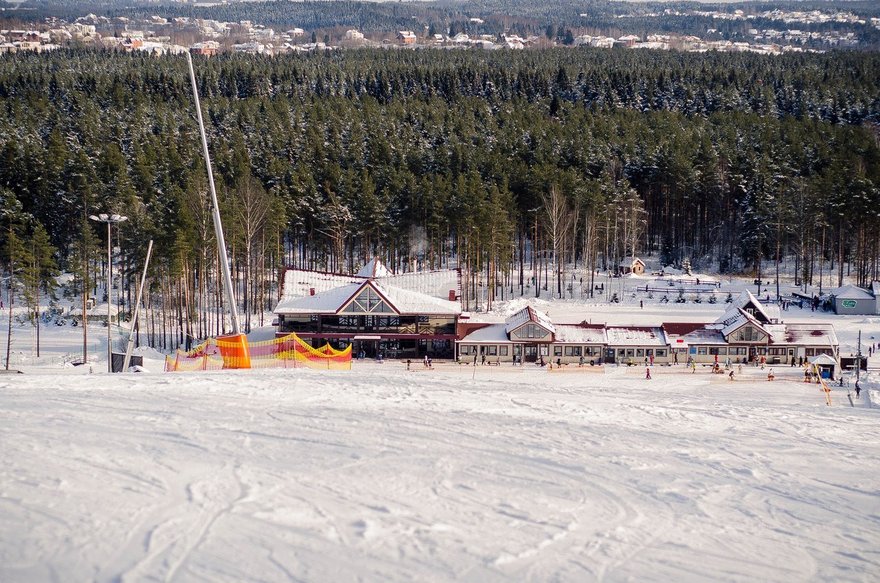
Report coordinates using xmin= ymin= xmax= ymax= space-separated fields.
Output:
xmin=0 ymin=365 xmax=879 ymax=582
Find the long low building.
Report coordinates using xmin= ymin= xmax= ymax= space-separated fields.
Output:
xmin=273 ymin=268 xmax=839 ymax=366
xmin=456 ymin=292 xmax=838 ymax=366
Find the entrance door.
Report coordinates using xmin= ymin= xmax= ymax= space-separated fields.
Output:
xmin=604 ymin=348 xmax=616 ymax=364
xmin=524 ymin=344 xmax=538 ymax=363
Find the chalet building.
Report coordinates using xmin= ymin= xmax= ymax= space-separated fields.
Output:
xmin=274 ymin=258 xmax=461 ymax=359
xmin=456 ymin=291 xmax=838 ymax=366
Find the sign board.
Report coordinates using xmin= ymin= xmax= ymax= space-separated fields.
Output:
xmin=841 ymin=299 xmax=857 ymax=308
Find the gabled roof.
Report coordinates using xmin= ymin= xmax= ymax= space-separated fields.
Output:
xmin=356 ymin=257 xmax=392 ymax=279
xmin=280 ymin=260 xmax=460 ymax=303
xmin=718 ymin=308 xmax=770 ymax=339
xmin=504 ymin=306 xmax=555 ymax=335
xmin=719 ymin=290 xmax=774 ymax=324
xmin=810 ymin=353 xmax=838 ymax=366
xmin=274 ymin=279 xmax=461 ymax=316
xmin=830 ymin=284 xmax=873 ymax=300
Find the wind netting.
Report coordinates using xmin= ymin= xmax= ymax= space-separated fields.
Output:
xmin=165 ymin=333 xmax=352 ymax=371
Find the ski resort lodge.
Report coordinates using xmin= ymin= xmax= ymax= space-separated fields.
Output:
xmin=274 ymin=261 xmax=839 ymax=365
xmin=273 ymin=258 xmax=462 ymax=360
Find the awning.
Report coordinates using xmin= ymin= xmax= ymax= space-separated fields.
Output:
xmin=353 ymin=335 xmax=381 ymax=340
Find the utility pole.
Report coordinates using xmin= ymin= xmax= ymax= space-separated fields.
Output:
xmin=856 ymin=329 xmax=862 ymax=384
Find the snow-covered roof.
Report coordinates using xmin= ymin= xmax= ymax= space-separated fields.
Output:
xmin=504 ymin=306 xmax=555 ymax=335
xmin=275 ymin=282 xmax=363 ymax=314
xmin=682 ymin=328 xmax=727 ymax=345
xmin=605 ymin=326 xmax=666 ymax=346
xmin=377 ymin=282 xmax=461 ymax=316
xmin=719 ymin=309 xmax=769 ymax=339
xmin=356 ymin=257 xmax=392 ymax=279
xmin=281 ymin=258 xmax=460 ymax=303
xmin=458 ymin=324 xmax=510 ymax=344
xmin=809 ymin=353 xmax=838 ymax=366
xmin=274 ymin=280 xmax=461 ymax=316
xmin=553 ymin=325 xmax=606 ymax=344
xmin=717 ymin=290 xmax=774 ymax=324
xmin=830 ymin=284 xmax=873 ymax=300
xmin=777 ymin=324 xmax=839 ymax=347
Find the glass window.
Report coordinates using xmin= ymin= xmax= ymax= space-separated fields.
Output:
xmin=698 ymin=347 xmax=707 ymax=355
xmin=626 ymin=349 xmax=635 ymax=358
xmin=554 ymin=346 xmax=563 ymax=356
xmin=636 ymin=349 xmax=644 ymax=357
xmin=514 ymin=345 xmax=522 ymax=355
xmin=656 ymin=349 xmax=667 ymax=357
xmin=486 ymin=346 xmax=498 ymax=356
xmin=499 ymin=346 xmax=508 ymax=356
xmin=341 ymin=286 xmax=395 ymax=314
xmin=565 ymin=346 xmax=582 ymax=357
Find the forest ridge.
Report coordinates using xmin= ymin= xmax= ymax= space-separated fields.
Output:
xmin=0 ymin=47 xmax=878 ymax=346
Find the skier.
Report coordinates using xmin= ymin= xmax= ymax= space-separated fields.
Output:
xmin=645 ymin=367 xmax=652 ymax=380
xmin=855 ymin=382 xmax=861 ymax=398
xmin=729 ymin=370 xmax=735 ymax=381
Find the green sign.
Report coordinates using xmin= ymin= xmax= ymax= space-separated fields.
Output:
xmin=841 ymin=299 xmax=857 ymax=309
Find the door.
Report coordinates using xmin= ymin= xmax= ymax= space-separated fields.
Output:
xmin=524 ymin=344 xmax=538 ymax=363
xmin=604 ymin=348 xmax=616 ymax=364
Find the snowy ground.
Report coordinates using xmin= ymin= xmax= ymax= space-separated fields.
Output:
xmin=1 ymin=287 xmax=879 ymax=582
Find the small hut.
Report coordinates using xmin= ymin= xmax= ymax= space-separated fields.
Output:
xmin=809 ymin=353 xmax=838 ymax=379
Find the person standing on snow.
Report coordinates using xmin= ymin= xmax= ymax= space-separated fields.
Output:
xmin=646 ymin=367 xmax=652 ymax=380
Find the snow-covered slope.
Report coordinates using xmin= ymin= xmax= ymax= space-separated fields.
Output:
xmin=1 ymin=363 xmax=878 ymax=582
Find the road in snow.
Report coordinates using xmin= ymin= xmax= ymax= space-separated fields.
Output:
xmin=1 ymin=361 xmax=878 ymax=582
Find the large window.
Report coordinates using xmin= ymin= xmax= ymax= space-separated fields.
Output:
xmin=341 ymin=287 xmax=395 ymax=314
xmin=735 ymin=326 xmax=765 ymax=343
xmin=554 ymin=346 xmax=563 ymax=356
xmin=512 ymin=324 xmax=549 ymax=340
xmin=564 ymin=346 xmax=582 ymax=357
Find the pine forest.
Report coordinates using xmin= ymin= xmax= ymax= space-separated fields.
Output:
xmin=1 ymin=47 xmax=879 ymax=350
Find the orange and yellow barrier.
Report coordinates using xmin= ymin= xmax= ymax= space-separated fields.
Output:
xmin=165 ymin=332 xmax=351 ymax=372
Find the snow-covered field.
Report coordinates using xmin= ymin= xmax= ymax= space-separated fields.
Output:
xmin=1 ymin=292 xmax=879 ymax=582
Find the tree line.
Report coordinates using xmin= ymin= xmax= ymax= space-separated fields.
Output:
xmin=0 ymin=47 xmax=878 ymax=353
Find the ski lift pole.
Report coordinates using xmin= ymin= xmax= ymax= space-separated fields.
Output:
xmin=123 ymin=239 xmax=153 ymax=372
xmin=186 ymin=51 xmax=241 ymax=336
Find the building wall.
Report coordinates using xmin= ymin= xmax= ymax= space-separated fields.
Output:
xmin=834 ymin=297 xmax=875 ymax=315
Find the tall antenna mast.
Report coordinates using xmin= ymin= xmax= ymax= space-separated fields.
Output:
xmin=186 ymin=51 xmax=241 ymax=335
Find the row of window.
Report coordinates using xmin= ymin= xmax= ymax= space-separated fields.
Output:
xmin=616 ymin=348 xmax=668 ymax=358
xmin=553 ymin=346 xmax=602 ymax=357
xmin=692 ymin=347 xmax=749 ymax=356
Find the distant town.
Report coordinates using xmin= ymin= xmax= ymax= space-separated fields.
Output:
xmin=2 ymin=5 xmax=878 ymax=56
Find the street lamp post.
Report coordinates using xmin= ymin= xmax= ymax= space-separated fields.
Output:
xmin=89 ymin=213 xmax=127 ymax=372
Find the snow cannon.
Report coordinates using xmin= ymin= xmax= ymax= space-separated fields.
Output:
xmin=216 ymin=333 xmax=251 ymax=369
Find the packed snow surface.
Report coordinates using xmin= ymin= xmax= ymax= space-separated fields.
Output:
xmin=2 ymin=362 xmax=879 ymax=582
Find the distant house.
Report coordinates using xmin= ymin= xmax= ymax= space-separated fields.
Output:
xmin=345 ymin=29 xmax=364 ymax=41
xmin=190 ymin=41 xmax=219 ymax=56
xmin=830 ymin=284 xmax=876 ymax=315
xmin=619 ymin=257 xmax=646 ymax=275
xmin=397 ymin=31 xmax=416 ymax=45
